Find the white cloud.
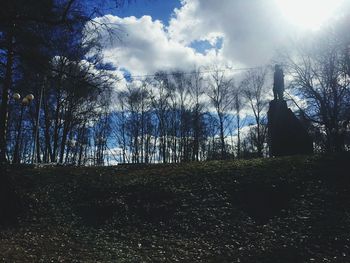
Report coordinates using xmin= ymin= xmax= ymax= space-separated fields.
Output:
xmin=168 ymin=0 xmax=294 ymax=66
xmin=89 ymin=0 xmax=350 ymax=86
xmin=92 ymin=14 xmax=224 ymax=77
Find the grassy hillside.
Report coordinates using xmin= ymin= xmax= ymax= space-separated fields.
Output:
xmin=1 ymin=154 xmax=350 ymax=262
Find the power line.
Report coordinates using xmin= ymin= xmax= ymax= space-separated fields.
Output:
xmin=116 ymin=64 xmax=271 ymax=81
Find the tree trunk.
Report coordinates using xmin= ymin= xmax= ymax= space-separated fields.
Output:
xmin=219 ymin=114 xmax=226 ymax=160
xmin=0 ymin=27 xmax=15 ymax=163
xmin=257 ymin=120 xmax=262 ymax=156
xmin=59 ymin=114 xmax=71 ymax=163
xmin=52 ymin=90 xmax=61 ymax=162
xmin=43 ymin=100 xmax=53 ymax=162
xmin=237 ymin=114 xmax=241 ymax=158
xmin=13 ymin=106 xmax=24 ymax=163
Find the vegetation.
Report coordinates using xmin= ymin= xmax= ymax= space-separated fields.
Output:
xmin=1 ymin=153 xmax=349 ymax=262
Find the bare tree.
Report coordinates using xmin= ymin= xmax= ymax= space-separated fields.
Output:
xmin=207 ymin=68 xmax=235 ymax=160
xmin=151 ymin=72 xmax=171 ymax=163
xmin=233 ymin=85 xmax=246 ymax=158
xmin=241 ymin=68 xmax=269 ymax=157
xmin=282 ymin=31 xmax=350 ymax=152
xmin=188 ymin=69 xmax=206 ymax=161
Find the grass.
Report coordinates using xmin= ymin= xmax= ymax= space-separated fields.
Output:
xmin=0 ymin=154 xmax=350 ymax=262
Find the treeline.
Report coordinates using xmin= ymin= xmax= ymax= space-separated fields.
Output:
xmin=109 ymin=68 xmax=271 ymax=164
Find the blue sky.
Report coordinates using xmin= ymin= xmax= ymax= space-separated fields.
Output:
xmin=113 ymin=0 xmax=181 ymax=26
xmin=85 ymin=0 xmax=181 ymax=25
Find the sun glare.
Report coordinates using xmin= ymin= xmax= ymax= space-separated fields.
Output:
xmin=275 ymin=0 xmax=344 ymax=30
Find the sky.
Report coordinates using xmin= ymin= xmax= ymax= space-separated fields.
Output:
xmin=85 ymin=0 xmax=350 ymax=78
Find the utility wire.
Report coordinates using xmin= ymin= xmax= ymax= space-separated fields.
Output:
xmin=115 ymin=64 xmax=272 ymax=81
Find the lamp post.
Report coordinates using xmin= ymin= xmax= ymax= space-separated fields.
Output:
xmin=12 ymin=93 xmax=34 ymax=164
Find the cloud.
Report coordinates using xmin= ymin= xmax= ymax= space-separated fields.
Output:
xmin=168 ymin=0 xmax=291 ymax=66
xmin=90 ymin=0 xmax=296 ymax=78
xmin=90 ymin=0 xmax=350 ymax=82
xmin=91 ymin=14 xmax=224 ymax=76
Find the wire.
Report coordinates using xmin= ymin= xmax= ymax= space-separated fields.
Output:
xmin=116 ymin=64 xmax=271 ymax=81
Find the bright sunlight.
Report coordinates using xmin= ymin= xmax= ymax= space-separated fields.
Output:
xmin=275 ymin=0 xmax=344 ymax=30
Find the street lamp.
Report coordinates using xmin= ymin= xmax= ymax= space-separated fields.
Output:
xmin=12 ymin=92 xmax=34 ymax=164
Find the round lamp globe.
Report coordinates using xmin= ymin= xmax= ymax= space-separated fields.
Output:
xmin=13 ymin=93 xmax=21 ymax=100
xmin=26 ymin=94 xmax=35 ymax=101
xmin=22 ymin=97 xmax=29 ymax=106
